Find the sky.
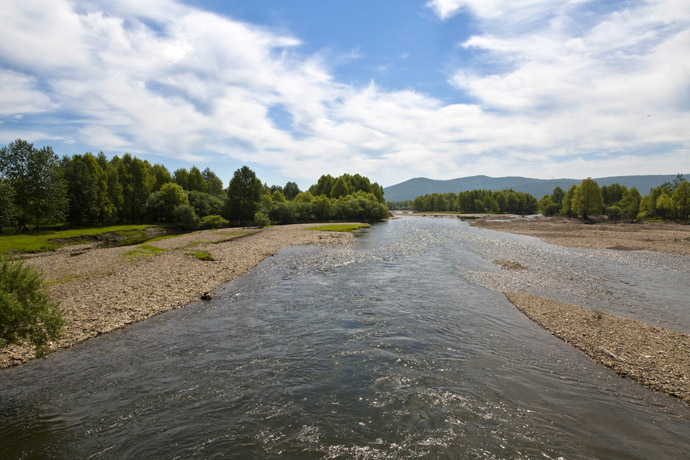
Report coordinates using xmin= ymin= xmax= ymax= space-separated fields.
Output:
xmin=1 ymin=0 xmax=689 ymax=189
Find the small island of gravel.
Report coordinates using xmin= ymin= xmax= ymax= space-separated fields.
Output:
xmin=505 ymin=292 xmax=690 ymax=404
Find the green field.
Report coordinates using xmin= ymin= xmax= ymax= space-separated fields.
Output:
xmin=0 ymin=225 xmax=157 ymax=255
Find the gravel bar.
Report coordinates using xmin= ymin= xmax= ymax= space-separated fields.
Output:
xmin=505 ymin=291 xmax=690 ymax=404
xmin=471 ymin=216 xmax=690 ymax=256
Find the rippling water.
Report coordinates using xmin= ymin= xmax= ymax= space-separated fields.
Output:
xmin=1 ymin=217 xmax=689 ymax=459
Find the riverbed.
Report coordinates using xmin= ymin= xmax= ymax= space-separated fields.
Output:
xmin=1 ymin=216 xmax=689 ymax=459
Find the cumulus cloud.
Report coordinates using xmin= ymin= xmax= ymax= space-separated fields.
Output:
xmin=0 ymin=0 xmax=688 ymax=187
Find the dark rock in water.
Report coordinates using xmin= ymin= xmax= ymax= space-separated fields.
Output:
xmin=200 ymin=292 xmax=212 ymax=301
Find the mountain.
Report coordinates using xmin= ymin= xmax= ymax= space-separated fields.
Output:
xmin=383 ymin=174 xmax=685 ymax=202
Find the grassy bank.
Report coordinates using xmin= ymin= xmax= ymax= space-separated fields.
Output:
xmin=0 ymin=225 xmax=159 ymax=255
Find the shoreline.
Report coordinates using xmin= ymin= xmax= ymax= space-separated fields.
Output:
xmin=505 ymin=292 xmax=690 ymax=404
xmin=393 ymin=211 xmax=690 ymax=256
xmin=1 ymin=224 xmax=358 ymax=369
xmin=470 ymin=215 xmax=690 ymax=256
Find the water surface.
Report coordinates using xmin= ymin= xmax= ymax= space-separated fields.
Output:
xmin=1 ymin=217 xmax=689 ymax=459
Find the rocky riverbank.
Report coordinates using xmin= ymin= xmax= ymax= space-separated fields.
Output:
xmin=471 ymin=216 xmax=690 ymax=256
xmin=1 ymin=224 xmax=357 ymax=368
xmin=505 ymin=292 xmax=690 ymax=404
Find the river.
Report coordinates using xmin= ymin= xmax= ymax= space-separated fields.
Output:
xmin=1 ymin=216 xmax=689 ymax=459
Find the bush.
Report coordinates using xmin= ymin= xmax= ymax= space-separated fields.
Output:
xmin=0 ymin=258 xmax=64 ymax=357
xmin=198 ymin=214 xmax=229 ymax=229
xmin=188 ymin=191 xmax=224 ymax=218
xmin=173 ymin=204 xmax=199 ymax=230
xmin=254 ymin=211 xmax=270 ymax=228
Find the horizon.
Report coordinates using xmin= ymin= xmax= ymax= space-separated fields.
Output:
xmin=1 ymin=1 xmax=689 ymax=189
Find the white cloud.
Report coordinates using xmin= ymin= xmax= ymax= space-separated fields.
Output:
xmin=0 ymin=70 xmax=55 ymax=115
xmin=0 ymin=0 xmax=688 ymax=188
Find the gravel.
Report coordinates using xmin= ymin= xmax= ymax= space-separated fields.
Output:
xmin=1 ymin=224 xmax=355 ymax=368
xmin=505 ymin=292 xmax=690 ymax=405
xmin=471 ymin=216 xmax=690 ymax=256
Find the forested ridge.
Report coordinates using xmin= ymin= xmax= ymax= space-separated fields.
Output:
xmin=0 ymin=139 xmax=388 ymax=231
xmin=389 ymin=174 xmax=689 ymax=222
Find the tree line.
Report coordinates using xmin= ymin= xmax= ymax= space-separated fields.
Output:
xmin=539 ymin=175 xmax=689 ymax=221
xmin=0 ymin=139 xmax=388 ymax=231
xmin=394 ymin=189 xmax=539 ymax=214
xmin=388 ymin=174 xmax=689 ymax=222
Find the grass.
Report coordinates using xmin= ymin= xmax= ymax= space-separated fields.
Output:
xmin=306 ymin=224 xmax=370 ymax=232
xmin=46 ymin=275 xmax=82 ymax=286
xmin=188 ymin=250 xmax=214 ymax=261
xmin=123 ymin=244 xmax=168 ymax=260
xmin=0 ymin=225 xmax=155 ymax=255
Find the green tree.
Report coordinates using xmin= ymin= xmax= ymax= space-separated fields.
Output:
xmin=83 ymin=153 xmax=115 ymax=226
xmin=152 ymin=164 xmax=172 ymax=191
xmin=0 ymin=139 xmax=33 ymax=228
xmin=1 ymin=258 xmax=65 ymax=357
xmin=30 ymin=146 xmax=68 ymax=229
xmin=560 ymin=185 xmax=577 ymax=217
xmin=62 ymin=154 xmax=99 ymax=227
xmin=655 ymin=191 xmax=672 ymax=219
xmin=309 ymin=174 xmax=335 ymax=197
xmin=224 ymin=166 xmax=263 ymax=225
xmin=187 ymin=191 xmax=224 ymax=218
xmin=672 ymin=181 xmax=690 ymax=220
xmin=620 ymin=187 xmax=642 ymax=221
xmin=0 ymin=179 xmax=17 ymax=230
xmin=539 ymin=195 xmax=553 ymax=215
xmin=117 ymin=154 xmax=155 ymax=223
xmin=601 ymin=183 xmax=626 ymax=206
xmin=661 ymin=173 xmax=686 ymax=193
xmin=147 ymin=182 xmax=189 ymax=222
xmin=99 ymin=153 xmax=124 ymax=224
xmin=173 ymin=168 xmax=189 ymax=190
xmin=187 ymin=166 xmax=207 ymax=192
xmin=202 ymin=168 xmax=225 ymax=198
xmin=272 ymin=190 xmax=286 ymax=203
xmin=283 ymin=181 xmax=301 ymax=200
xmin=173 ymin=204 xmax=199 ymax=229
xmin=330 ymin=177 xmax=350 ymax=199
xmin=294 ymin=191 xmax=314 ymax=203
xmin=0 ymin=139 xmax=67 ymax=229
xmin=551 ymin=186 xmax=565 ymax=206
xmin=572 ymin=178 xmax=604 ymax=219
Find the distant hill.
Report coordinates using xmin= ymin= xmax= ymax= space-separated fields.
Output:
xmin=383 ymin=174 xmax=685 ymax=202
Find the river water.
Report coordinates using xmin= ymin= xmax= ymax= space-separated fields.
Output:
xmin=2 ymin=217 xmax=689 ymax=459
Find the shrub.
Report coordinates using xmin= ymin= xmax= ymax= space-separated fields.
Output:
xmin=0 ymin=258 xmax=64 ymax=357
xmin=198 ymin=214 xmax=229 ymax=229
xmin=173 ymin=204 xmax=199 ymax=230
xmin=254 ymin=211 xmax=270 ymax=228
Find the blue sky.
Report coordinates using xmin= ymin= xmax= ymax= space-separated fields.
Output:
xmin=1 ymin=0 xmax=689 ymax=190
